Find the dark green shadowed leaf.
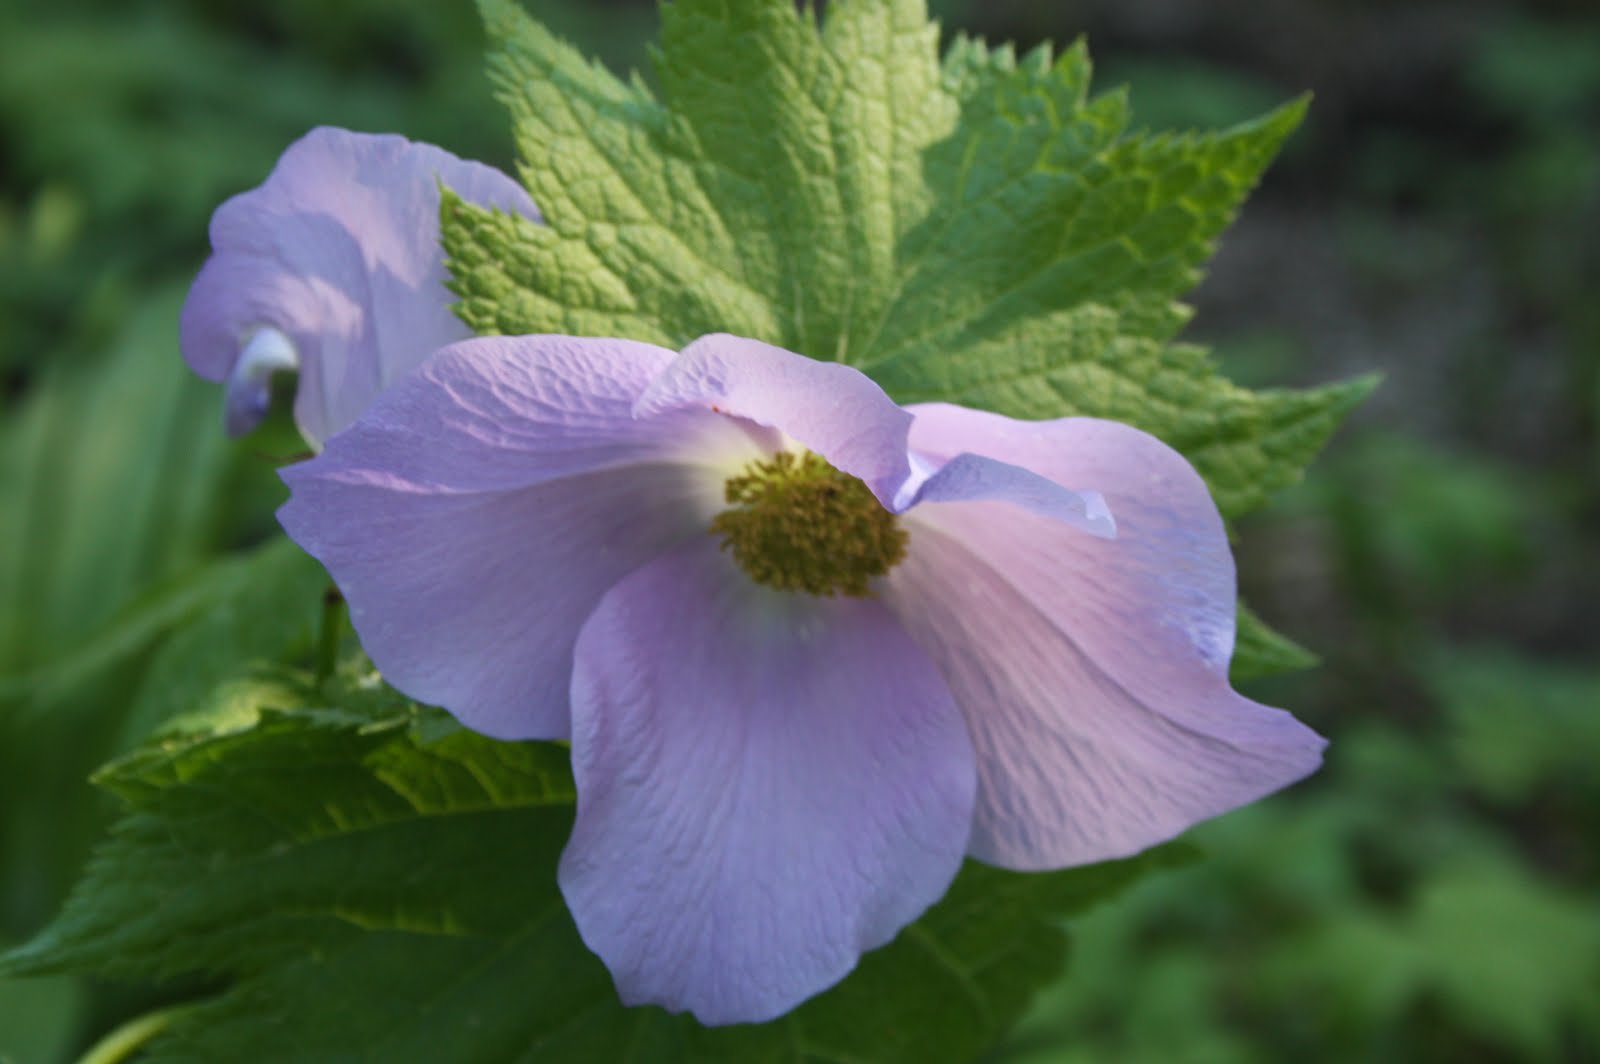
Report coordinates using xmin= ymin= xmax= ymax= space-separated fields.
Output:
xmin=116 ymin=537 xmax=330 ymax=743
xmin=2 ymin=676 xmax=1179 ymax=1064
xmin=0 ymin=288 xmax=236 ymax=689
xmin=0 ymin=282 xmax=304 ymax=972
xmin=0 ymin=282 xmax=306 ymax=719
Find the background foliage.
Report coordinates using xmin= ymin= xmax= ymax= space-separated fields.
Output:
xmin=1 ymin=0 xmax=1595 ymax=1061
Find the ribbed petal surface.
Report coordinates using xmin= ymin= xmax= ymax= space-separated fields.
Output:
xmin=560 ymin=542 xmax=976 ymax=1025
xmin=884 ymin=404 xmax=1326 ymax=869
xmin=279 ymin=336 xmax=756 ymax=739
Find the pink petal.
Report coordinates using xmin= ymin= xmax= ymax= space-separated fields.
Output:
xmin=279 ymin=336 xmax=752 ymax=739
xmin=901 ymin=451 xmax=1115 ymax=538
xmin=180 ymin=127 xmax=538 ymax=445
xmin=560 ymin=542 xmax=976 ymax=1025
xmin=883 ymin=404 xmax=1325 ymax=869
xmin=635 ymin=334 xmax=914 ymax=505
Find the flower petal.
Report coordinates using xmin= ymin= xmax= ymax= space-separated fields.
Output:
xmin=901 ymin=451 xmax=1115 ymax=538
xmin=560 ymin=542 xmax=976 ymax=1025
xmin=223 ymin=327 xmax=300 ymax=437
xmin=180 ymin=127 xmax=539 ymax=446
xmin=634 ymin=334 xmax=913 ymax=503
xmin=882 ymin=404 xmax=1325 ymax=869
xmin=279 ymin=336 xmax=754 ymax=739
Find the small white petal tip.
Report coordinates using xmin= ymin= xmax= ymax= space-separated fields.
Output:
xmin=1081 ymin=490 xmax=1117 ymax=539
xmin=224 ymin=327 xmax=300 ymax=436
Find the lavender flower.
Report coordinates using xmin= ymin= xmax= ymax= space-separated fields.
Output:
xmin=278 ymin=332 xmax=1325 ymax=1025
xmin=179 ymin=127 xmax=538 ymax=447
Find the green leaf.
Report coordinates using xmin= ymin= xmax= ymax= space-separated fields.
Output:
xmin=4 ymin=677 xmax=1178 ymax=1063
xmin=449 ymin=0 xmax=948 ymax=353
xmin=1409 ymin=868 xmax=1600 ymax=1057
xmin=115 ymin=537 xmax=330 ymax=743
xmin=1427 ymin=646 xmax=1600 ymax=804
xmin=0 ymin=281 xmax=296 ymax=949
xmin=446 ymin=0 xmax=1367 ymax=527
xmin=0 ymin=287 xmax=234 ymax=684
xmin=0 ymin=538 xmax=326 ymax=728
xmin=0 ymin=971 xmax=84 ymax=1064
xmin=0 ymin=283 xmax=299 ymax=713
xmin=1270 ymin=867 xmax=1600 ymax=1059
xmin=1230 ymin=601 xmax=1319 ymax=680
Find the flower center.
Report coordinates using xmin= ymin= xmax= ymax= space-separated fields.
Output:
xmin=710 ymin=451 xmax=908 ymax=597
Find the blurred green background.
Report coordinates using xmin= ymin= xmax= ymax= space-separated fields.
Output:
xmin=1 ymin=0 xmax=1595 ymax=1061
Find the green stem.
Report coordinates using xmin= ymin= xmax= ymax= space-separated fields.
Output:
xmin=316 ymin=584 xmax=346 ymax=683
xmin=74 ymin=1004 xmax=199 ymax=1064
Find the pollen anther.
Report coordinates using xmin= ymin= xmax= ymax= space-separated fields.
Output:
xmin=710 ymin=451 xmax=908 ymax=597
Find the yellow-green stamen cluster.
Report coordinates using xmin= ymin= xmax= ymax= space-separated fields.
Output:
xmin=710 ymin=451 xmax=908 ymax=597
